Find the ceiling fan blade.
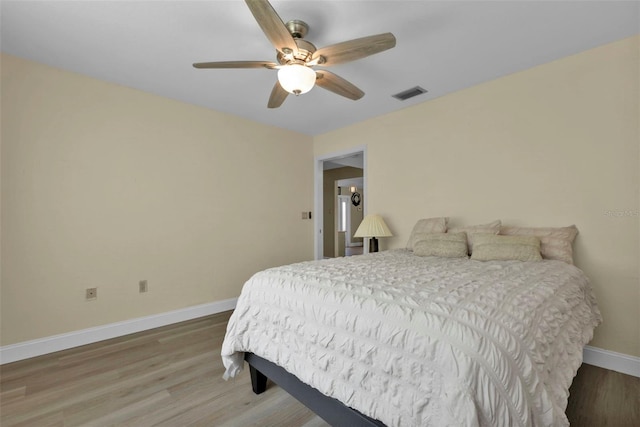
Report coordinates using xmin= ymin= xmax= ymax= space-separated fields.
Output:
xmin=312 ymin=33 xmax=396 ymax=66
xmin=193 ymin=61 xmax=278 ymax=69
xmin=245 ymin=0 xmax=298 ymax=56
xmin=315 ymin=70 xmax=364 ymax=101
xmin=268 ymin=81 xmax=289 ymax=108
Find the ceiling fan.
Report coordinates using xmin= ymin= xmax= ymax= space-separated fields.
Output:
xmin=193 ymin=0 xmax=396 ymax=108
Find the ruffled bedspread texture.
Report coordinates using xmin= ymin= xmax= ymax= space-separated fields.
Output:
xmin=221 ymin=250 xmax=601 ymax=427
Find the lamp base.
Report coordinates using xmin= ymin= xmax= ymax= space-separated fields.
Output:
xmin=369 ymin=237 xmax=379 ymax=253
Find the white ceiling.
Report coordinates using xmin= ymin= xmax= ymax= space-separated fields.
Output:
xmin=1 ymin=1 xmax=638 ymax=136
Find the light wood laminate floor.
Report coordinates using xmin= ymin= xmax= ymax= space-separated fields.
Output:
xmin=1 ymin=311 xmax=638 ymax=426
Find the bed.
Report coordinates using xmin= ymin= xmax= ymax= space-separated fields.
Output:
xmin=221 ymin=246 xmax=601 ymax=426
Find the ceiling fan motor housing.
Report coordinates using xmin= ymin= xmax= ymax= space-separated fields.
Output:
xmin=286 ymin=20 xmax=309 ymax=39
xmin=277 ymin=21 xmax=316 ymax=64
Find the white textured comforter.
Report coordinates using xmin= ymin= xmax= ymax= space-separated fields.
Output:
xmin=221 ymin=250 xmax=601 ymax=427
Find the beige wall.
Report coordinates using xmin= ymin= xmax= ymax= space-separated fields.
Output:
xmin=2 ymin=35 xmax=639 ymax=360
xmin=315 ymin=36 xmax=640 ymax=357
xmin=322 ymin=167 xmax=363 ymax=257
xmin=1 ymin=54 xmax=314 ymax=345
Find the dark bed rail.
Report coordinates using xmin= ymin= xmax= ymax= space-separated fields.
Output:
xmin=244 ymin=352 xmax=386 ymax=427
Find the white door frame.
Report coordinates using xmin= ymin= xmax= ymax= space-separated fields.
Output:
xmin=314 ymin=146 xmax=367 ymax=260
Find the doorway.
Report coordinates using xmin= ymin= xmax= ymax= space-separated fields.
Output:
xmin=314 ymin=146 xmax=367 ymax=260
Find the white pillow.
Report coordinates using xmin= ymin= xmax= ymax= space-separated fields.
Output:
xmin=499 ymin=225 xmax=578 ymax=264
xmin=406 ymin=217 xmax=449 ymax=250
xmin=448 ymin=220 xmax=501 ymax=254
xmin=414 ymin=232 xmax=469 ymax=258
xmin=471 ymin=234 xmax=542 ymax=262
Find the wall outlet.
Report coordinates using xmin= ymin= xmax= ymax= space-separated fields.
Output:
xmin=302 ymin=212 xmax=309 ymax=219
xmin=139 ymin=280 xmax=148 ymax=293
xmin=86 ymin=287 xmax=97 ymax=300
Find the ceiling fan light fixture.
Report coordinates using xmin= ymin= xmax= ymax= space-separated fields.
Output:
xmin=278 ymin=64 xmax=316 ymax=95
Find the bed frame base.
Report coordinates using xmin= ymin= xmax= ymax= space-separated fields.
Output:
xmin=245 ymin=353 xmax=386 ymax=427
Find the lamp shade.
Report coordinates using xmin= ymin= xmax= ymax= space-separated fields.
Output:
xmin=354 ymin=214 xmax=393 ymax=238
xmin=277 ymin=64 xmax=316 ymax=95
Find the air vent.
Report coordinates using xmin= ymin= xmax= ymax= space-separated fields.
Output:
xmin=392 ymin=86 xmax=428 ymax=101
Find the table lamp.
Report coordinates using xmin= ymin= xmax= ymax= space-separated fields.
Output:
xmin=353 ymin=214 xmax=393 ymax=253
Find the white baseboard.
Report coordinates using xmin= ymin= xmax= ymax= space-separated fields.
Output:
xmin=0 ymin=298 xmax=237 ymax=365
xmin=583 ymin=345 xmax=640 ymax=377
